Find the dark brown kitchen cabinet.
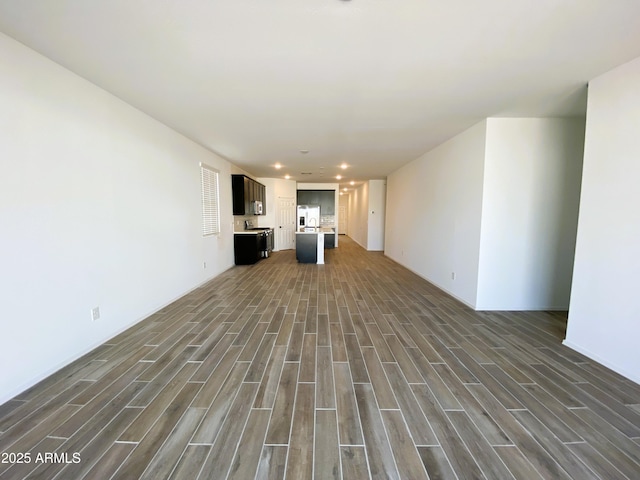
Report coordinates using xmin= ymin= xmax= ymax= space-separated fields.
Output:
xmin=297 ymin=189 xmax=335 ymax=215
xmin=232 ymin=174 xmax=266 ymax=215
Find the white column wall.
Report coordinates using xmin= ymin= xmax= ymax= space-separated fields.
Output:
xmin=565 ymin=56 xmax=640 ymax=383
xmin=0 ymin=33 xmax=235 ymax=403
xmin=476 ymin=118 xmax=585 ymax=310
xmin=349 ymin=182 xmax=370 ymax=249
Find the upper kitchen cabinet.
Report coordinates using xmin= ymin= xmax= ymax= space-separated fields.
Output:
xmin=319 ymin=190 xmax=335 ymax=214
xmin=232 ymin=174 xmax=266 ymax=215
xmin=297 ymin=189 xmax=335 ymax=215
xmin=297 ymin=190 xmax=319 ymax=206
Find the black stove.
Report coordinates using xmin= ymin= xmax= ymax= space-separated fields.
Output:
xmin=234 ymin=220 xmax=274 ymax=264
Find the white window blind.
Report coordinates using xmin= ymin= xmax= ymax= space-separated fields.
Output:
xmin=201 ymin=164 xmax=220 ymax=236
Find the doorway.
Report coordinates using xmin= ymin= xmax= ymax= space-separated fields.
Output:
xmin=338 ymin=205 xmax=347 ymax=234
xmin=276 ymin=197 xmax=296 ymax=250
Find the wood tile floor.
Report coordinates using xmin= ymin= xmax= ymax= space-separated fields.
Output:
xmin=1 ymin=236 xmax=640 ymax=479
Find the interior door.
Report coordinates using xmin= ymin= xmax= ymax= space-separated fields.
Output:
xmin=276 ymin=197 xmax=296 ymax=250
xmin=338 ymin=205 xmax=347 ymax=234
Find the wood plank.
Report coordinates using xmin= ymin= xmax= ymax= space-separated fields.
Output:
xmin=191 ymin=345 xmax=242 ymax=408
xmin=466 ymin=384 xmax=573 ymax=480
xmin=111 ymin=382 xmax=201 ymax=480
xmin=364 ymin=323 xmax=396 ymax=362
xmin=168 ymin=445 xmax=210 ymax=480
xmin=285 ymin=321 xmax=305 ymax=362
xmin=344 ymin=334 xmax=370 ymax=383
xmin=409 ymin=354 xmax=463 ymax=411
xmin=329 ymin=322 xmax=348 ymax=362
xmin=285 ymin=383 xmax=315 ymax=480
xmin=244 ymin=333 xmax=277 ymax=383
xmin=493 ymin=445 xmax=544 ymax=480
xmin=255 ymin=446 xmax=287 ymax=480
xmin=510 ymin=410 xmax=600 ymax=480
xmin=445 ymin=410 xmax=515 ymax=479
xmin=299 ymin=333 xmax=317 ymax=383
xmin=314 ymin=409 xmax=341 ymax=480
xmin=566 ymin=442 xmax=629 ymax=480
xmin=139 ymin=407 xmax=206 ymax=480
xmin=265 ymin=362 xmax=299 ymax=445
xmin=334 ymin=362 xmax=364 ymax=446
xmin=318 ymin=313 xmax=330 ymax=346
xmin=361 ymin=347 xmax=398 ymax=410
xmin=254 ymin=345 xmax=287 ymax=409
xmin=417 ymin=446 xmax=459 ymax=480
xmin=381 ymin=410 xmax=430 ymax=479
xmin=191 ymin=362 xmax=250 ymax=444
xmin=77 ymin=443 xmax=137 ymax=480
xmin=382 ymin=363 xmax=437 ymax=446
xmin=341 ymin=446 xmax=370 ymax=480
xmin=354 ymin=383 xmax=399 ymax=479
xmin=198 ymin=382 xmax=259 ymax=478
xmin=316 ymin=346 xmax=336 ymax=409
xmin=227 ymin=409 xmax=271 ymax=480
xmin=385 ymin=335 xmax=424 ymax=384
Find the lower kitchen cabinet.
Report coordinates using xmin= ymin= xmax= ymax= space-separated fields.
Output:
xmin=324 ymin=233 xmax=335 ymax=249
xmin=234 ymin=234 xmax=261 ymax=265
xmin=296 ymin=233 xmax=318 ymax=263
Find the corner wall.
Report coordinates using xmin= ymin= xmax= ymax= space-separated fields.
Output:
xmin=476 ymin=118 xmax=585 ymax=310
xmin=385 ymin=121 xmax=487 ymax=307
xmin=0 ymin=33 xmax=235 ymax=403
xmin=565 ymin=56 xmax=640 ymax=383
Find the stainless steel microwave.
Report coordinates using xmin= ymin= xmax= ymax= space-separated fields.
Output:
xmin=252 ymin=200 xmax=263 ymax=215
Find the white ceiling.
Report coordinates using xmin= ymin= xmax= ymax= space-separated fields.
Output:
xmin=1 ymin=1 xmax=640 ymax=191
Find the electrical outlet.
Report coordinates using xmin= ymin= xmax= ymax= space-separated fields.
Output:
xmin=451 ymin=272 xmax=456 ymax=280
xmin=203 ymin=262 xmax=207 ymax=269
xmin=91 ymin=307 xmax=100 ymax=322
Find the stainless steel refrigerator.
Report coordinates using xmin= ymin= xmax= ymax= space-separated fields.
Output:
xmin=297 ymin=205 xmax=320 ymax=230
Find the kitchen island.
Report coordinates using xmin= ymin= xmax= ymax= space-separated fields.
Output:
xmin=295 ymin=227 xmax=335 ymax=264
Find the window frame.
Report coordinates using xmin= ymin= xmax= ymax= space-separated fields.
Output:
xmin=200 ymin=163 xmax=221 ymax=236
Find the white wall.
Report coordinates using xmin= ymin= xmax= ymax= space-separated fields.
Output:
xmin=367 ymin=180 xmax=387 ymax=251
xmin=338 ymin=194 xmax=350 ymax=235
xmin=0 ymin=33 xmax=235 ymax=403
xmin=565 ymin=56 xmax=640 ymax=384
xmin=476 ymin=118 xmax=585 ymax=310
xmin=349 ymin=182 xmax=369 ymax=249
xmin=385 ymin=121 xmax=487 ymax=307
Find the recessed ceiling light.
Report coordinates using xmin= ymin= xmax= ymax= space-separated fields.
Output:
xmin=275 ymin=163 xmax=282 ymax=169
xmin=350 ymin=181 xmax=355 ymax=185
xmin=336 ymin=175 xmax=342 ymax=180
xmin=285 ymin=174 xmax=291 ymax=179
xmin=343 ymin=187 xmax=348 ymax=191
xmin=340 ymin=163 xmax=348 ymax=169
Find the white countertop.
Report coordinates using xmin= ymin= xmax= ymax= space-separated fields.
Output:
xmin=296 ymin=227 xmax=335 ymax=234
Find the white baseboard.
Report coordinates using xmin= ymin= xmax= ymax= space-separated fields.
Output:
xmin=562 ymin=340 xmax=640 ymax=385
xmin=0 ymin=264 xmax=234 ymax=406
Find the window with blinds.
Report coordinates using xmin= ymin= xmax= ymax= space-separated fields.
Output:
xmin=200 ymin=163 xmax=220 ymax=236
